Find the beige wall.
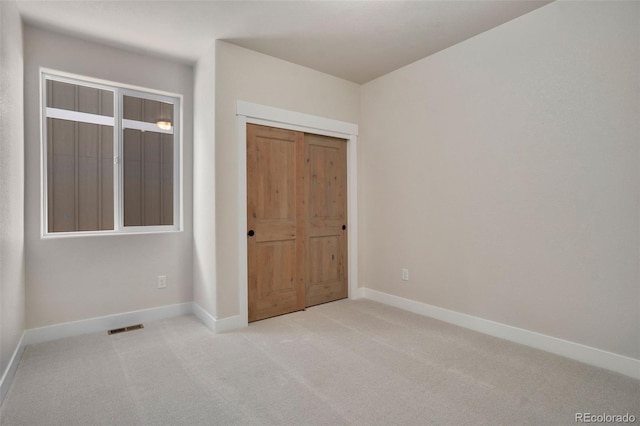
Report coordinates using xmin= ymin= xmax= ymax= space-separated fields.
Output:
xmin=0 ymin=0 xmax=26 ymax=377
xmin=360 ymin=1 xmax=639 ymax=358
xmin=23 ymin=26 xmax=194 ymax=328
xmin=214 ymin=41 xmax=360 ymax=318
xmin=193 ymin=42 xmax=217 ymax=317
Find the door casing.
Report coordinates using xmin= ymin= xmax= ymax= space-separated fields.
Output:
xmin=237 ymin=101 xmax=359 ymax=328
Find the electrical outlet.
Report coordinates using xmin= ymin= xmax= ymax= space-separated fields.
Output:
xmin=402 ymin=268 xmax=409 ymax=281
xmin=158 ymin=275 xmax=167 ymax=289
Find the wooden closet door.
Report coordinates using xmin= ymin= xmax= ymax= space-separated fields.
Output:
xmin=247 ymin=124 xmax=305 ymax=322
xmin=304 ymin=133 xmax=348 ymax=307
xmin=247 ymin=124 xmax=348 ymax=321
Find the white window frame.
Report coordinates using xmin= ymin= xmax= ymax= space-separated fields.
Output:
xmin=40 ymin=69 xmax=183 ymax=238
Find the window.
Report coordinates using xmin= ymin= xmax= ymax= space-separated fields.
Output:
xmin=42 ymin=71 xmax=182 ymax=236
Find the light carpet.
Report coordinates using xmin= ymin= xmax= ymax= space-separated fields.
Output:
xmin=1 ymin=299 xmax=638 ymax=425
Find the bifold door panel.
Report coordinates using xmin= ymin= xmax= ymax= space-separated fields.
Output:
xmin=247 ymin=124 xmax=347 ymax=322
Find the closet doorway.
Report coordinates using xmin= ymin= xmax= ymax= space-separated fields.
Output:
xmin=247 ymin=123 xmax=348 ymax=322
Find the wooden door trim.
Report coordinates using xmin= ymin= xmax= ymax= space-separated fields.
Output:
xmin=237 ymin=101 xmax=359 ymax=328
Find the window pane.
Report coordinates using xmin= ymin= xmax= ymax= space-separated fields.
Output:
xmin=47 ymin=118 xmax=114 ymax=232
xmin=123 ymin=128 xmax=174 ymax=226
xmin=123 ymin=95 xmax=173 ymax=124
xmin=46 ymin=80 xmax=114 ymax=117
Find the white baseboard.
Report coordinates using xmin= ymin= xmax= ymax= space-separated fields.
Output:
xmin=351 ymin=286 xmax=365 ymax=299
xmin=0 ymin=332 xmax=25 ymax=405
xmin=24 ymin=303 xmax=193 ymax=345
xmin=24 ymin=302 xmax=246 ymax=347
xmin=192 ymin=303 xmax=245 ymax=334
xmin=214 ymin=314 xmax=245 ymax=333
xmin=361 ymin=288 xmax=640 ymax=380
xmin=191 ymin=302 xmax=216 ymax=332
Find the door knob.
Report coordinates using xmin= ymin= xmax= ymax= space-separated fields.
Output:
xmin=248 ymin=229 xmax=255 ymax=237
xmin=342 ymin=225 xmax=346 ymax=230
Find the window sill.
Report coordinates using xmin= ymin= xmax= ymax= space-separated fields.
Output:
xmin=41 ymin=227 xmax=183 ymax=239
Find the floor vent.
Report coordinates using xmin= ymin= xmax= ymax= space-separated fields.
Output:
xmin=108 ymin=324 xmax=144 ymax=335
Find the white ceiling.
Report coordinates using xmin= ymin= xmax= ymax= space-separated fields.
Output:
xmin=16 ymin=0 xmax=552 ymax=84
